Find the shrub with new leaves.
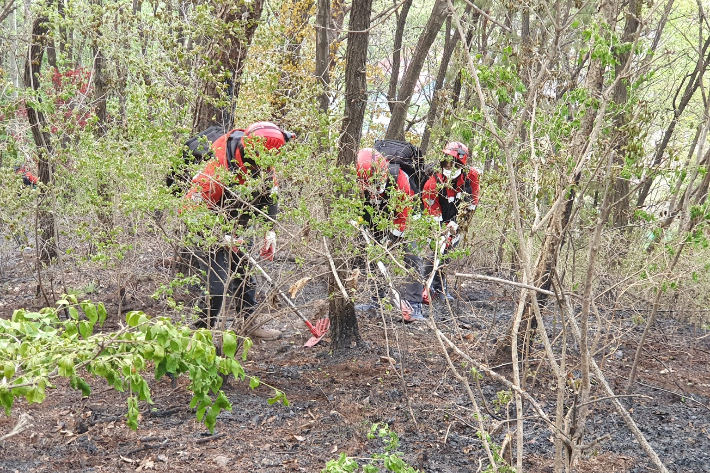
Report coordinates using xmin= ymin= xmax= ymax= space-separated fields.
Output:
xmin=0 ymin=296 xmax=287 ymax=433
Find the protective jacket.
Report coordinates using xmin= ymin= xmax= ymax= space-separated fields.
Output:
xmin=363 ymin=164 xmax=417 ymax=235
xmin=15 ymin=166 xmax=38 ymax=187
xmin=422 ymin=169 xmax=479 ymax=223
xmin=184 ymin=129 xmax=278 ymax=226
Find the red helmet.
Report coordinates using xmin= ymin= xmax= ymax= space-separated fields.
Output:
xmin=356 ymin=148 xmax=388 ymax=193
xmin=245 ymin=121 xmax=287 ymax=150
xmin=443 ymin=141 xmax=469 ymax=165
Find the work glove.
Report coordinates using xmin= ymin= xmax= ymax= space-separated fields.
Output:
xmin=446 ymin=220 xmax=459 ymax=234
xmin=260 ymin=231 xmax=277 ymax=260
xmin=224 ymin=235 xmax=245 ymax=252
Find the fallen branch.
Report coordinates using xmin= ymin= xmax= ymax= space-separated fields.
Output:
xmin=0 ymin=413 xmax=34 ymax=442
xmin=195 ymin=432 xmax=226 ymax=444
xmin=454 ymin=273 xmax=555 ymax=296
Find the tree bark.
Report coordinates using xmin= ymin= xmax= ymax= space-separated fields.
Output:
xmin=386 ymin=0 xmax=413 ymax=114
xmin=385 ymin=0 xmax=448 ymax=141
xmin=24 ymin=16 xmax=58 ymax=263
xmin=610 ymin=0 xmax=640 ymax=227
xmin=192 ymin=0 xmax=264 ymax=132
xmin=315 ymin=0 xmax=331 ymax=113
xmin=329 ymin=0 xmax=373 ymax=350
xmin=420 ymin=13 xmax=469 ymax=155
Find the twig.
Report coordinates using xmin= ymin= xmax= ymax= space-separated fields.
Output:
xmin=0 ymin=413 xmax=34 ymax=441
xmin=454 ymin=272 xmax=555 ymax=296
xmin=194 ymin=432 xmax=226 ymax=444
xmin=322 ymin=237 xmax=350 ymax=300
xmin=124 ymin=439 xmax=169 ymax=456
xmin=576 ymin=394 xmax=652 ymax=408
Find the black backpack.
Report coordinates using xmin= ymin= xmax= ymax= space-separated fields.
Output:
xmin=374 ymin=139 xmax=426 ymax=193
xmin=166 ymin=126 xmax=226 ymax=191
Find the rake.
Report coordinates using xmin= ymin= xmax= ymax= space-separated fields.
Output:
xmin=245 ymin=253 xmax=330 ymax=347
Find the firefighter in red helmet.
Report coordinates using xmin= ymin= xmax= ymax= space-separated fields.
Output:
xmin=185 ymin=121 xmax=295 ymax=339
xmin=355 ymin=148 xmax=426 ymax=323
xmin=421 ymin=141 xmax=480 ymax=301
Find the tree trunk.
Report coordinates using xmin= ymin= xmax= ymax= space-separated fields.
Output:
xmin=385 ymin=0 xmax=448 ymax=141
xmin=315 ymin=0 xmax=330 ymax=113
xmin=329 ymin=0 xmax=373 ymax=350
xmin=92 ymin=0 xmax=113 ymax=230
xmin=24 ymin=16 xmax=58 ymax=263
xmin=192 ymin=0 xmax=264 ymax=132
xmin=611 ymin=0 xmax=640 ymax=227
xmin=493 ymin=0 xmax=616 ymax=361
xmin=420 ymin=12 xmax=469 ymax=155
xmin=385 ymin=0 xmax=413 ymax=114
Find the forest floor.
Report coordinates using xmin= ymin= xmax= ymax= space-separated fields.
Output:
xmin=1 ymin=246 xmax=710 ymax=473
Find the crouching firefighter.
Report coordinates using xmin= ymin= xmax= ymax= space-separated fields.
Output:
xmin=354 ymin=148 xmax=426 ymax=323
xmin=421 ymin=141 xmax=480 ymax=301
xmin=183 ymin=121 xmax=295 ymax=340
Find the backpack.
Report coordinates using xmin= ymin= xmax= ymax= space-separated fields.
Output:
xmin=374 ymin=139 xmax=426 ymax=193
xmin=167 ymin=126 xmax=226 ymax=191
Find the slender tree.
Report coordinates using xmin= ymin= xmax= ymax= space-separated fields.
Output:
xmin=328 ymin=0 xmax=373 ymax=349
xmin=385 ymin=0 xmax=448 ymax=141
xmin=24 ymin=16 xmax=58 ymax=263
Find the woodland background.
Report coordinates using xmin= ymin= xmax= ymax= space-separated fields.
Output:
xmin=1 ymin=0 xmax=710 ymax=472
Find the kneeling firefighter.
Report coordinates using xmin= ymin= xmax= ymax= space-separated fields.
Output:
xmin=354 ymin=148 xmax=426 ymax=322
xmin=421 ymin=141 xmax=480 ymax=301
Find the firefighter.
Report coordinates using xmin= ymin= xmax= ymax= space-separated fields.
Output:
xmin=421 ymin=141 xmax=480 ymax=301
xmin=184 ymin=121 xmax=294 ymax=340
xmin=14 ymin=164 xmax=39 ymax=187
xmin=354 ymin=148 xmax=426 ymax=322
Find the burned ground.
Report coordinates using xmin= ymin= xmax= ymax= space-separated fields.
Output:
xmin=1 ymin=249 xmax=709 ymax=473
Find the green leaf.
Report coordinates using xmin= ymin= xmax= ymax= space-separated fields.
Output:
xmin=68 ymin=307 xmax=79 ymax=320
xmin=58 ymin=356 xmax=75 ymax=377
xmin=79 ymin=320 xmax=94 ymax=339
xmin=3 ymin=363 xmax=15 ymax=380
xmin=249 ymin=377 xmax=260 ymax=389
xmin=155 ymin=359 xmax=167 ymax=381
xmin=0 ymin=388 xmax=13 ymax=416
xmin=222 ymin=331 xmax=237 ymax=359
xmin=126 ymin=311 xmax=141 ymax=327
xmin=241 ymin=337 xmax=253 ymax=361
xmin=97 ymin=303 xmax=107 ymax=327
xmin=70 ymin=376 xmax=91 ymax=397
xmin=64 ymin=321 xmax=78 ymax=338
xmin=81 ymin=302 xmax=98 ymax=324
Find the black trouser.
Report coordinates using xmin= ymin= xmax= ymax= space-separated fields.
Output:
xmin=193 ymin=247 xmax=256 ymax=328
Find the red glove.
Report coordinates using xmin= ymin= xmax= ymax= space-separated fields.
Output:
xmin=260 ymin=231 xmax=276 ymax=261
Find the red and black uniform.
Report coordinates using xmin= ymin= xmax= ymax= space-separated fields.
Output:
xmin=184 ymin=124 xmax=285 ymax=328
xmin=422 ymin=169 xmax=479 ymax=224
xmin=186 ymin=128 xmax=278 ymax=226
xmin=362 ymin=163 xmax=416 ymax=237
xmin=359 ymin=153 xmax=424 ymax=311
xmin=421 ymin=141 xmax=480 ymax=299
xmin=14 ymin=165 xmax=39 ymax=187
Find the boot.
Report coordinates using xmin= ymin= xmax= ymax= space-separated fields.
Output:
xmin=422 ymin=288 xmax=431 ymax=305
xmin=355 ymin=297 xmax=380 ymax=312
xmin=402 ymin=301 xmax=426 ymax=323
xmin=250 ymin=327 xmax=282 ymax=341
